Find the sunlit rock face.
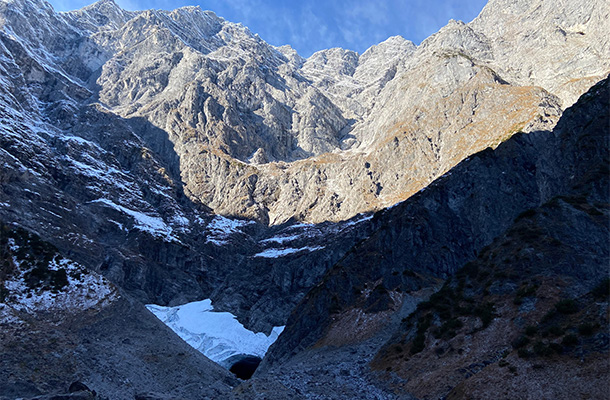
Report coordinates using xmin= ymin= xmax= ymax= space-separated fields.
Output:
xmin=0 ymin=0 xmax=606 ymax=331
xmin=2 ymin=0 xmax=606 ymax=226
xmin=0 ymin=0 xmax=608 ymax=398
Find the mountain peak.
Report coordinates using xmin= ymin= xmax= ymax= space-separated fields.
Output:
xmin=66 ymin=0 xmax=135 ymax=31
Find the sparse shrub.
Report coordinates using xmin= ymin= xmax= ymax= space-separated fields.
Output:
xmin=474 ymin=302 xmax=495 ymax=327
xmin=515 ymin=209 xmax=536 ymax=221
xmin=516 ymin=284 xmax=538 ymax=298
xmin=591 ymin=278 xmax=609 ymax=299
xmin=578 ymin=323 xmax=595 ymax=336
xmin=458 ymin=262 xmax=479 ymax=279
xmin=541 ymin=310 xmax=556 ymax=322
xmin=411 ymin=315 xmax=432 ymax=354
xmin=435 ymin=318 xmax=464 ymax=339
xmin=417 ymin=300 xmax=432 ymax=311
xmin=0 ymin=284 xmax=7 ymax=303
xmin=51 ymin=268 xmax=69 ymax=291
xmin=525 ymin=325 xmax=538 ymax=336
xmin=549 ymin=343 xmax=563 ymax=354
xmin=555 ymin=299 xmax=579 ymax=314
xmin=512 ymin=336 xmax=530 ymax=349
xmin=546 ymin=325 xmax=564 ymax=337
xmin=329 ymin=295 xmax=341 ymax=313
xmin=69 ymin=269 xmax=83 ymax=281
xmin=562 ymin=334 xmax=578 ymax=347
xmin=25 ymin=265 xmax=48 ymax=289
xmin=533 ymin=341 xmax=553 ymax=357
xmin=411 ymin=333 xmax=426 ymax=355
xmin=402 ymin=269 xmax=416 ymax=277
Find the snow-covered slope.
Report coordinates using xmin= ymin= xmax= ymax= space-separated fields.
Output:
xmin=3 ymin=0 xmax=604 ymax=226
xmin=0 ymin=222 xmax=118 ymax=323
xmin=147 ymin=299 xmax=284 ymax=368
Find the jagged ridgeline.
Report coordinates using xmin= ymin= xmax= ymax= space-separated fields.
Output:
xmin=0 ymin=0 xmax=609 ymax=398
xmin=0 ymin=0 xmax=608 ymax=226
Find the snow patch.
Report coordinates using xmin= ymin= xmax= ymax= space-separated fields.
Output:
xmin=259 ymin=234 xmax=303 ymax=245
xmin=146 ymin=299 xmax=284 ymax=368
xmin=91 ymin=198 xmax=178 ymax=241
xmin=253 ymin=246 xmax=324 ymax=258
xmin=342 ymin=213 xmax=373 ymax=227
xmin=206 ymin=215 xmax=254 ymax=245
xmin=1 ymin=256 xmax=117 ymax=319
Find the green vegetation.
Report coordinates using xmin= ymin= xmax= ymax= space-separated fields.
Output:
xmin=411 ymin=314 xmax=432 ymax=354
xmin=591 ymin=278 xmax=609 ymax=299
xmin=511 ymin=289 xmax=602 ymax=359
xmin=0 ymin=283 xmax=7 ymax=303
xmin=407 ymin=265 xmax=497 ymax=354
xmin=578 ymin=323 xmax=596 ymax=336
xmin=544 ymin=325 xmax=565 ymax=337
xmin=525 ymin=325 xmax=538 ymax=336
xmin=0 ymin=222 xmax=68 ymax=296
xmin=555 ymin=299 xmax=579 ymax=314
xmin=561 ymin=334 xmax=578 ymax=346
xmin=533 ymin=341 xmax=554 ymax=357
xmin=24 ymin=265 xmax=68 ymax=293
xmin=515 ymin=208 xmax=536 ymax=222
xmin=512 ymin=336 xmax=530 ymax=349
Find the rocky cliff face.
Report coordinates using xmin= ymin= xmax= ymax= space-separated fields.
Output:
xmin=249 ymin=77 xmax=609 ymax=399
xmin=0 ymin=0 xmax=608 ymax=398
xmin=0 ymin=223 xmax=236 ymax=399
xmin=0 ymin=0 xmax=606 ymax=320
xmin=2 ymin=0 xmax=607 ymax=226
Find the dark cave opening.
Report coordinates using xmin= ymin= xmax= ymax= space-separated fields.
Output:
xmin=229 ymin=356 xmax=262 ymax=380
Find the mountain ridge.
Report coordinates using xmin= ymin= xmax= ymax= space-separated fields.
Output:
xmin=4 ymin=0 xmax=606 ymax=225
xmin=0 ymin=0 xmax=608 ymax=397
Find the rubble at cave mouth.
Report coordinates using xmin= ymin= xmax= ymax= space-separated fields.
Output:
xmin=229 ymin=356 xmax=262 ymax=380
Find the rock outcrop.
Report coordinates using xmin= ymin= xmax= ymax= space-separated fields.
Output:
xmin=0 ymin=0 xmax=608 ymax=397
xmin=2 ymin=0 xmax=607 ymax=226
xmin=0 ymin=223 xmax=236 ymax=399
xmin=250 ymin=77 xmax=609 ymax=399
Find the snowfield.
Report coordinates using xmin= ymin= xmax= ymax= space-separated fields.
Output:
xmin=205 ymin=215 xmax=254 ymax=245
xmin=253 ymin=246 xmax=325 ymax=258
xmin=146 ymin=299 xmax=284 ymax=368
xmin=0 ymin=250 xmax=118 ymax=324
xmin=91 ymin=198 xmax=179 ymax=241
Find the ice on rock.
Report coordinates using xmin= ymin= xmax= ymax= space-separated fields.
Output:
xmin=146 ymin=299 xmax=284 ymax=368
xmin=205 ymin=215 xmax=254 ymax=245
xmin=91 ymin=198 xmax=178 ymax=240
xmin=253 ymin=246 xmax=324 ymax=258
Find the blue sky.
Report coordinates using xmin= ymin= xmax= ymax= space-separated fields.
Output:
xmin=48 ymin=0 xmax=489 ymax=57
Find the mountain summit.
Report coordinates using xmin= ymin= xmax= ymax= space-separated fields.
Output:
xmin=0 ymin=0 xmax=608 ymax=398
xmin=1 ymin=0 xmax=607 ymax=225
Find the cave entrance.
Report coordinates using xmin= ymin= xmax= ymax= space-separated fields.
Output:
xmin=229 ymin=356 xmax=262 ymax=380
